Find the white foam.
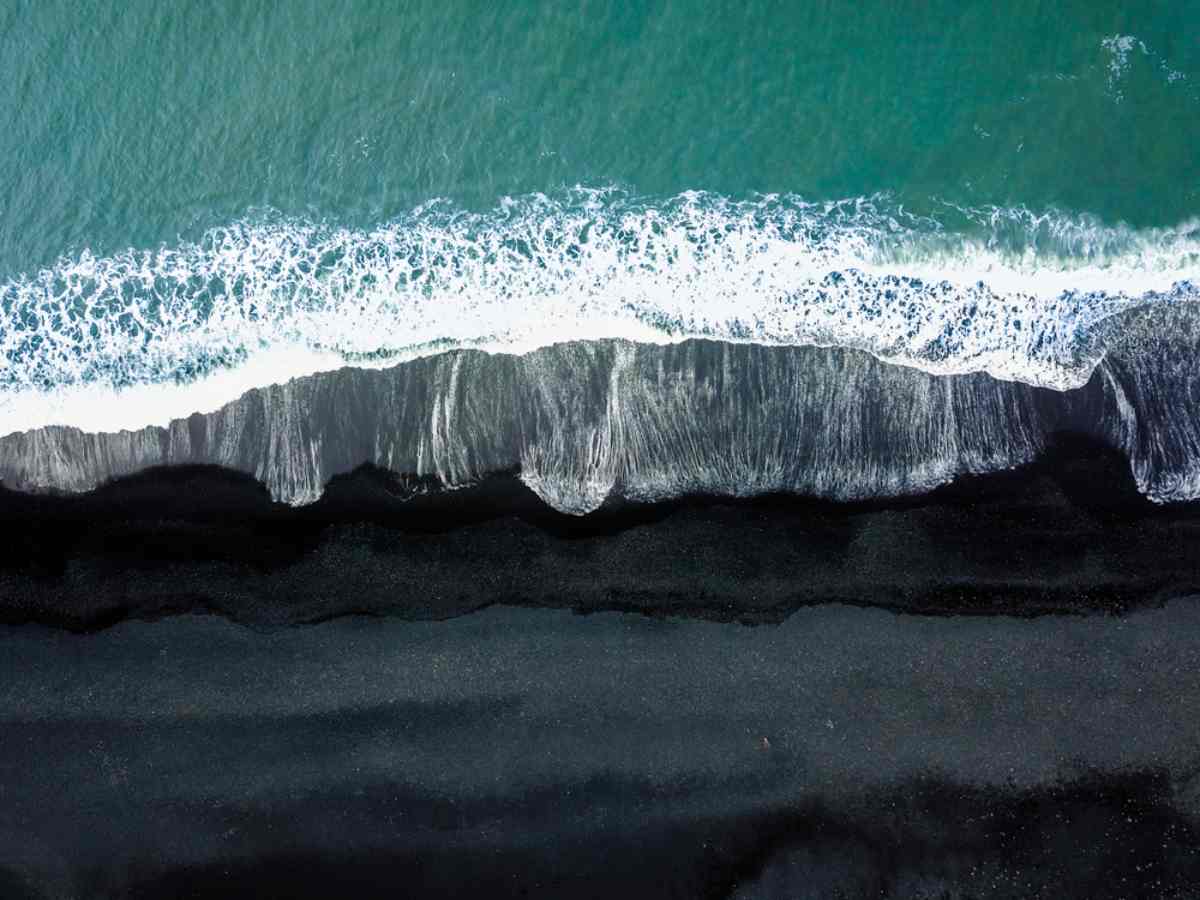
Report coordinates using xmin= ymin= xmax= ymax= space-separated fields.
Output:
xmin=1101 ymin=34 xmax=1190 ymax=101
xmin=2 ymin=189 xmax=1198 ymax=435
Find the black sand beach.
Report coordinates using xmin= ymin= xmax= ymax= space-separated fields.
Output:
xmin=1 ymin=602 xmax=1198 ymax=898
xmin=5 ymin=333 xmax=1200 ymax=896
xmin=3 ymin=426 xmax=1200 ymax=895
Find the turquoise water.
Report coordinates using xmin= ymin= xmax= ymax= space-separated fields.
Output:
xmin=4 ymin=0 xmax=1198 ymax=266
xmin=1 ymin=0 xmax=1199 ymax=429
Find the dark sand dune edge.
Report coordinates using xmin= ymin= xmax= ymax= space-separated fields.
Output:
xmin=3 ymin=433 xmax=1200 ymax=631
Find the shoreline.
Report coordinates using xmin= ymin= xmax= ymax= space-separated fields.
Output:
xmin=4 ymin=303 xmax=1200 ymax=513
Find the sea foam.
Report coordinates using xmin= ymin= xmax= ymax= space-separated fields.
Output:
xmin=2 ymin=189 xmax=1198 ymax=435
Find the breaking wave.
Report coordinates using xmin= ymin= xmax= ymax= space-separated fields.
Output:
xmin=2 ymin=188 xmax=1198 ymax=434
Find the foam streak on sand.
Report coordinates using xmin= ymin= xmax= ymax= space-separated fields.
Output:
xmin=3 ymin=303 xmax=1200 ymax=513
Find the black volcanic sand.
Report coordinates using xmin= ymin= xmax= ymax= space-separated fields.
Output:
xmin=1 ymin=433 xmax=1199 ymax=630
xmin=0 ymin=604 xmax=1198 ymax=899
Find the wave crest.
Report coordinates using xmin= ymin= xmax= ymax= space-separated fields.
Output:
xmin=3 ymin=190 xmax=1198 ymax=434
